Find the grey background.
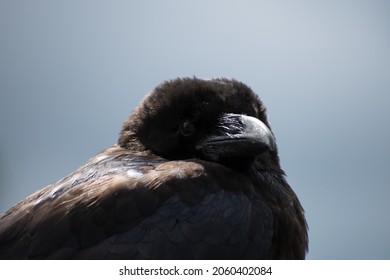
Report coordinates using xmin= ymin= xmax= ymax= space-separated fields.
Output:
xmin=0 ymin=0 xmax=389 ymax=259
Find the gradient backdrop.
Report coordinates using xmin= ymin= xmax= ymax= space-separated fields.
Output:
xmin=1 ymin=0 xmax=389 ymax=259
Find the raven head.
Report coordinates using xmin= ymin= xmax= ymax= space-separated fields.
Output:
xmin=119 ymin=77 xmax=279 ymax=170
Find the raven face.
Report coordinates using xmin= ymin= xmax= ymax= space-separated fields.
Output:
xmin=119 ymin=77 xmax=278 ymax=167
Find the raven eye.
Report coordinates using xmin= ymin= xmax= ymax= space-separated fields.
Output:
xmin=180 ymin=120 xmax=195 ymax=136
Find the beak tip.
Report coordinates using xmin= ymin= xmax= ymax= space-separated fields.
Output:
xmin=240 ymin=114 xmax=276 ymax=152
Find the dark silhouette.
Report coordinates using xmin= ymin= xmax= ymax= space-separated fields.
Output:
xmin=0 ymin=77 xmax=308 ymax=259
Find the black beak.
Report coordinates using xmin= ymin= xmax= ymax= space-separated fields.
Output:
xmin=196 ymin=113 xmax=276 ymax=162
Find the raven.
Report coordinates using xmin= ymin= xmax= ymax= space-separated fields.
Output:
xmin=0 ymin=77 xmax=308 ymax=259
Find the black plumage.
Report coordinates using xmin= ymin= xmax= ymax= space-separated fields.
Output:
xmin=0 ymin=77 xmax=308 ymax=259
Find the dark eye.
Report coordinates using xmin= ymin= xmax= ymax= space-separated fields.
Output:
xmin=180 ymin=120 xmax=195 ymax=136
